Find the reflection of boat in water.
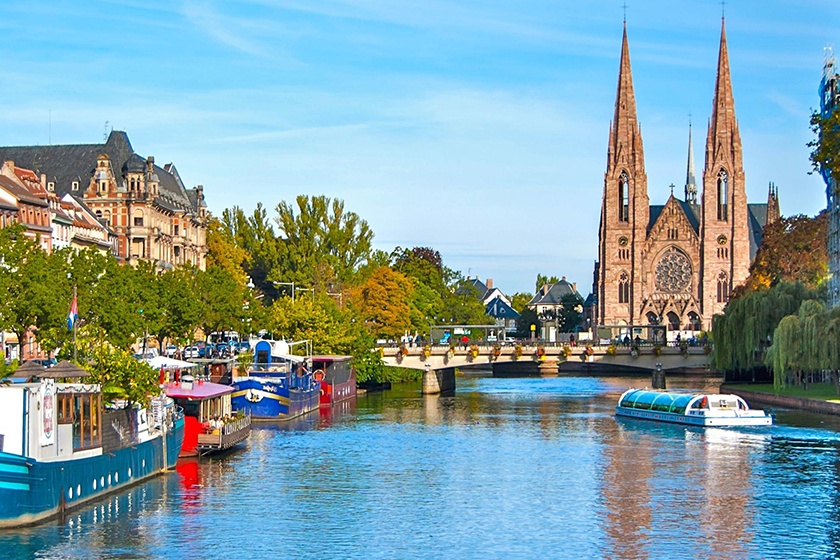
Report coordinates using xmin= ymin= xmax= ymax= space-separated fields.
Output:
xmin=230 ymin=339 xmax=320 ymax=420
xmin=616 ymin=389 xmax=772 ymax=427
xmin=312 ymin=355 xmax=356 ymax=407
xmin=0 ymin=378 xmax=183 ymax=528
xmin=164 ymin=377 xmax=250 ymax=457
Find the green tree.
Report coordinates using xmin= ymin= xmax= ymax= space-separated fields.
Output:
xmin=810 ymin=108 xmax=840 ymax=185
xmin=535 ymin=274 xmax=560 ymax=292
xmin=557 ymin=292 xmax=584 ymax=333
xmin=348 ymin=267 xmax=412 ymax=339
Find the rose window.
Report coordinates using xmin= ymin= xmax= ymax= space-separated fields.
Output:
xmin=655 ymin=248 xmax=691 ymax=292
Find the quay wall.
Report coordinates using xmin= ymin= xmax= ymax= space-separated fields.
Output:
xmin=722 ymin=386 xmax=840 ymax=416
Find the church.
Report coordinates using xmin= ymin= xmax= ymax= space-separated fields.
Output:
xmin=595 ymin=19 xmax=779 ymax=334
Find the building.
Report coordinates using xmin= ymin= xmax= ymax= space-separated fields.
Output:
xmin=527 ymin=277 xmax=583 ymax=341
xmin=595 ymin=19 xmax=779 ymax=334
xmin=819 ymin=50 xmax=840 ymax=308
xmin=0 ymin=130 xmax=208 ymax=271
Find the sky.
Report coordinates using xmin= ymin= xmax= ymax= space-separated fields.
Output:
xmin=0 ymin=0 xmax=837 ymax=296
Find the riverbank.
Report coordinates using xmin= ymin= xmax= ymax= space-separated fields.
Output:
xmin=722 ymin=383 xmax=840 ymax=416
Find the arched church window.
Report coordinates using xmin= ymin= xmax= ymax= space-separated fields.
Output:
xmin=618 ymin=272 xmax=630 ymax=304
xmin=717 ymin=169 xmax=728 ymax=221
xmin=688 ymin=311 xmax=701 ymax=331
xmin=646 ymin=311 xmax=659 ymax=324
xmin=618 ymin=172 xmax=629 ymax=222
xmin=717 ymin=271 xmax=729 ymax=303
xmin=666 ymin=312 xmax=680 ymax=332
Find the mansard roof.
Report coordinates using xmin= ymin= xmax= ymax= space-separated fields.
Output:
xmin=527 ymin=278 xmax=583 ymax=307
xmin=0 ymin=130 xmax=200 ymax=216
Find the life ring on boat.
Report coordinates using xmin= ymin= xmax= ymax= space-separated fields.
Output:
xmin=313 ymin=369 xmax=325 ymax=381
xmin=700 ymin=396 xmax=708 ymax=408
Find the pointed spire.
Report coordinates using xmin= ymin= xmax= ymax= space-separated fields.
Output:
xmin=685 ymin=120 xmax=697 ymax=203
xmin=608 ymin=22 xmax=644 ymax=171
xmin=767 ymin=181 xmax=781 ymax=224
xmin=706 ymin=17 xmax=741 ymax=164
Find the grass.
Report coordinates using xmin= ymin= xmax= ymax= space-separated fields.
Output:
xmin=724 ymin=382 xmax=840 ymax=402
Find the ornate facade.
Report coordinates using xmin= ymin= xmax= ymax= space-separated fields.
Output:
xmin=596 ymin=20 xmax=779 ymax=333
xmin=820 ymin=50 xmax=840 ymax=308
xmin=0 ymin=130 xmax=208 ymax=270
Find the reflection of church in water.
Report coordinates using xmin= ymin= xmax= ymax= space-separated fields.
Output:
xmin=595 ymin=19 xmax=779 ymax=333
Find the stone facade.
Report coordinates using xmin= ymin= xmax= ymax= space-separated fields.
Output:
xmin=596 ymin=20 xmax=779 ymax=333
xmin=0 ymin=130 xmax=208 ymax=270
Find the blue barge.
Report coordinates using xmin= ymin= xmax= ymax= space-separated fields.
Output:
xmin=230 ymin=339 xmax=321 ymax=420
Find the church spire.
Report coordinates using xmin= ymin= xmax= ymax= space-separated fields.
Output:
xmin=685 ymin=120 xmax=697 ymax=203
xmin=706 ymin=17 xmax=742 ymax=167
xmin=608 ymin=22 xmax=645 ymax=171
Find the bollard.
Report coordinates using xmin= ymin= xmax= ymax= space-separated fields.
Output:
xmin=652 ymin=362 xmax=666 ymax=389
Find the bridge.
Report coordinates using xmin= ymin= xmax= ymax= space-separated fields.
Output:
xmin=379 ymin=343 xmax=711 ymax=394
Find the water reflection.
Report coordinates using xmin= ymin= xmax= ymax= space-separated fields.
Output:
xmin=4 ymin=375 xmax=840 ymax=558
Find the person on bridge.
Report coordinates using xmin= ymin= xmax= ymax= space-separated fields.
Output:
xmin=461 ymin=335 xmax=469 ymax=350
xmin=569 ymin=333 xmax=576 ymax=347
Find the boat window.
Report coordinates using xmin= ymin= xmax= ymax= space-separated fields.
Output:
xmin=669 ymin=395 xmax=692 ymax=414
xmin=630 ymin=391 xmax=658 ymax=410
xmin=65 ymin=392 xmax=102 ymax=451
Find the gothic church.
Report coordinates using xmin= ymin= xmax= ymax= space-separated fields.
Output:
xmin=596 ymin=19 xmax=779 ymax=333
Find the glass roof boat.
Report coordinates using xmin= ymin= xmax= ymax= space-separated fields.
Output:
xmin=616 ymin=389 xmax=772 ymax=427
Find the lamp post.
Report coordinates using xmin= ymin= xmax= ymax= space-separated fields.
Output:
xmin=295 ymin=287 xmax=314 ymax=298
xmin=274 ymin=281 xmax=295 ymax=303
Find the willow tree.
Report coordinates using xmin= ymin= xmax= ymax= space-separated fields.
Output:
xmin=766 ymin=300 xmax=826 ymax=388
xmin=712 ymin=282 xmax=818 ymax=372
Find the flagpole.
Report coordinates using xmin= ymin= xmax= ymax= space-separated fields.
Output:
xmin=73 ymin=285 xmax=77 ymax=364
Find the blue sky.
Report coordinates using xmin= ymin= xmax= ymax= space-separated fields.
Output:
xmin=0 ymin=1 xmax=837 ymax=296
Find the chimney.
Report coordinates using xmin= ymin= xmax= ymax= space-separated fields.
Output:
xmin=486 ymin=278 xmax=493 ymax=289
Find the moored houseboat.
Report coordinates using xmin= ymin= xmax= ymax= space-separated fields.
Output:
xmin=230 ymin=339 xmax=320 ymax=421
xmin=164 ymin=376 xmax=250 ymax=457
xmin=616 ymin=389 xmax=772 ymax=427
xmin=312 ymin=355 xmax=356 ymax=407
xmin=0 ymin=374 xmax=183 ymax=528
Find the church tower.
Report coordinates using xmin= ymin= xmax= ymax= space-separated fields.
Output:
xmin=700 ymin=18 xmax=749 ymax=323
xmin=597 ymin=22 xmax=649 ymax=326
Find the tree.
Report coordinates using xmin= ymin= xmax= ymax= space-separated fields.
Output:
xmin=810 ymin=108 xmax=840 ymax=185
xmin=347 ymin=267 xmax=413 ymax=339
xmin=510 ymin=292 xmax=533 ymax=313
xmin=206 ymin=216 xmax=249 ymax=287
xmin=557 ymin=292 xmax=584 ymax=333
xmin=274 ymin=195 xmax=373 ymax=290
xmin=738 ymin=212 xmax=828 ymax=295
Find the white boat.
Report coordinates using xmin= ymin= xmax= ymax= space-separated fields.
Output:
xmin=615 ymin=389 xmax=772 ymax=427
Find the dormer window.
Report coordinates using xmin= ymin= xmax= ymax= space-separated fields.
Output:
xmin=72 ymin=181 xmax=79 ymax=191
xmin=47 ymin=181 xmax=55 ymax=191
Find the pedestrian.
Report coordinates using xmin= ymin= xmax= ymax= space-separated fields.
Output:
xmin=461 ymin=335 xmax=469 ymax=350
xmin=569 ymin=333 xmax=576 ymax=347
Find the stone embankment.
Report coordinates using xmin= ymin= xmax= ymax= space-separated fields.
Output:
xmin=722 ymin=386 xmax=840 ymax=416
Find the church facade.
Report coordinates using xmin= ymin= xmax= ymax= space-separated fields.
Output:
xmin=595 ymin=20 xmax=779 ymax=334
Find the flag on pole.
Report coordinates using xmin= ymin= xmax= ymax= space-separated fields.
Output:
xmin=67 ymin=295 xmax=78 ymax=331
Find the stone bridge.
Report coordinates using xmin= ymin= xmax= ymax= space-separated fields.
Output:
xmin=379 ymin=343 xmax=711 ymax=394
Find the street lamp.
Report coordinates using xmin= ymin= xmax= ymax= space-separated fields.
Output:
xmin=274 ymin=281 xmax=295 ymax=303
xmin=295 ymin=287 xmax=314 ymax=298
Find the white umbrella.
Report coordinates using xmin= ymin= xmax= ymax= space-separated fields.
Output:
xmin=146 ymin=355 xmax=198 ymax=369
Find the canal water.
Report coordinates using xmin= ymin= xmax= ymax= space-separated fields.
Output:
xmin=3 ymin=373 xmax=840 ymax=559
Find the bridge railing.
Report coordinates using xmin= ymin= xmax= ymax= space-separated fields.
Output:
xmin=375 ymin=338 xmax=711 ymax=351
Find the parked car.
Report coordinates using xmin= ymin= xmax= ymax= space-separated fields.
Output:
xmin=183 ymin=346 xmax=199 ymax=359
xmin=164 ymin=345 xmax=178 ymax=358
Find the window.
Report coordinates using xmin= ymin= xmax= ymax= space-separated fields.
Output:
xmin=174 ymin=225 xmax=179 ymax=236
xmin=618 ymin=172 xmax=630 ymax=222
xmin=717 ymin=169 xmax=728 ymax=221
xmin=58 ymin=391 xmax=101 ymax=451
xmin=72 ymin=181 xmax=79 ymax=191
xmin=667 ymin=312 xmax=680 ymax=332
xmin=688 ymin=311 xmax=701 ymax=331
xmin=47 ymin=181 xmax=54 ymax=191
xmin=717 ymin=272 xmax=729 ymax=303
xmin=133 ymin=216 xmax=143 ymax=227
xmin=618 ymin=272 xmax=630 ymax=304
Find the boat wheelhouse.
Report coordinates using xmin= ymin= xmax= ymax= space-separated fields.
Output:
xmin=312 ymin=355 xmax=356 ymax=407
xmin=616 ymin=389 xmax=772 ymax=427
xmin=0 ymin=377 xmax=183 ymax=528
xmin=230 ymin=339 xmax=320 ymax=420
xmin=164 ymin=377 xmax=250 ymax=457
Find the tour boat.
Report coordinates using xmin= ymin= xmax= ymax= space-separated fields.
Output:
xmin=0 ymin=377 xmax=184 ymax=528
xmin=615 ymin=389 xmax=773 ymax=427
xmin=312 ymin=355 xmax=356 ymax=407
xmin=164 ymin=376 xmax=250 ymax=457
xmin=230 ymin=339 xmax=321 ymax=420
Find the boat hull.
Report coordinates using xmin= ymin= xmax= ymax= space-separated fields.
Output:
xmin=615 ymin=406 xmax=772 ymax=427
xmin=230 ymin=377 xmax=320 ymax=420
xmin=0 ymin=416 xmax=183 ymax=528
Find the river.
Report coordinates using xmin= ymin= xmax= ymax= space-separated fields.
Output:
xmin=3 ymin=373 xmax=840 ymax=559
